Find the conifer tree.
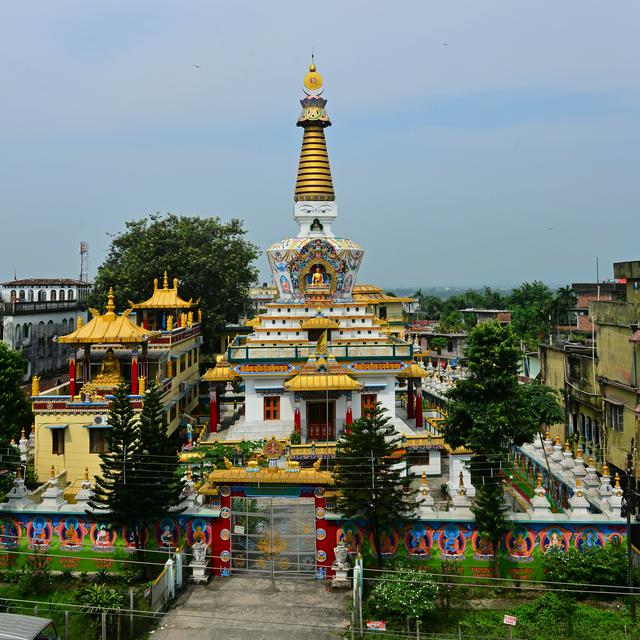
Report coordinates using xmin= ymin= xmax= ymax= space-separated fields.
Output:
xmin=334 ymin=404 xmax=415 ymax=568
xmin=135 ymin=382 xmax=184 ymax=524
xmin=88 ymin=383 xmax=143 ymax=553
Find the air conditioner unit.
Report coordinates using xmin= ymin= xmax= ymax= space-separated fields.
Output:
xmin=93 ymin=414 xmax=109 ymax=426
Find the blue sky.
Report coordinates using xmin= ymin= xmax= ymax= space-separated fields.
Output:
xmin=0 ymin=1 xmax=638 ymax=288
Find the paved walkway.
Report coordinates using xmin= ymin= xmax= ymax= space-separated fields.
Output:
xmin=152 ymin=575 xmax=350 ymax=640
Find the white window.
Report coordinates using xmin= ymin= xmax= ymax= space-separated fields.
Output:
xmin=605 ymin=401 xmax=624 ymax=432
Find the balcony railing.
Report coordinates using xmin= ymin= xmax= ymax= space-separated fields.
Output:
xmin=227 ymin=337 xmax=413 ymax=362
xmin=0 ymin=300 xmax=83 ymax=314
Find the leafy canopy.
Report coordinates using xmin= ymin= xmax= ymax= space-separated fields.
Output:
xmin=0 ymin=343 xmax=32 ymax=445
xmin=90 ymin=213 xmax=259 ymax=353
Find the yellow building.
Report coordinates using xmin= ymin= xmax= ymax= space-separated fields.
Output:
xmin=32 ymin=275 xmax=202 ymax=487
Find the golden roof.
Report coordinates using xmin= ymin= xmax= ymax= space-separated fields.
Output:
xmin=202 ymin=363 xmax=240 ymax=383
xmin=130 ymin=272 xmax=196 ymax=310
xmin=352 ymin=284 xmax=415 ymax=304
xmin=300 ymin=316 xmax=339 ymax=330
xmin=199 ymin=465 xmax=334 ymax=490
xmin=285 ymin=373 xmax=361 ymax=392
xmin=58 ymin=288 xmax=159 ymax=345
xmin=244 ymin=316 xmax=261 ymax=327
xmin=295 ymin=64 xmax=334 ymax=202
xmin=397 ymin=363 xmax=429 ymax=378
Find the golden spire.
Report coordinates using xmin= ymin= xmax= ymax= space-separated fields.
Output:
xmin=536 ymin=473 xmax=543 ymax=489
xmin=163 ymin=271 xmax=169 ymax=289
xmin=602 ymin=463 xmax=610 ymax=477
xmin=50 ymin=465 xmax=55 ymax=479
xmin=554 ymin=435 xmax=561 ymax=446
xmin=564 ymin=441 xmax=571 ymax=452
xmin=105 ymin=287 xmax=116 ymax=319
xmin=294 ymin=62 xmax=335 ymax=202
xmin=187 ymin=465 xmax=192 ymax=481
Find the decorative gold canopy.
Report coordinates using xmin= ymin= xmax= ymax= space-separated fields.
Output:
xmin=285 ymin=373 xmax=361 ymax=392
xmin=130 ymin=272 xmax=197 ymax=310
xmin=294 ymin=63 xmax=335 ymax=202
xmin=58 ymin=288 xmax=159 ymax=345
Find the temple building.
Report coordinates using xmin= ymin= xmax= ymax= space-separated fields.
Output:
xmin=203 ymin=64 xmax=426 ymax=444
xmin=31 ymin=275 xmax=202 ymax=487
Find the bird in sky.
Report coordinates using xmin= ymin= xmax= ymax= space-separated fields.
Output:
xmin=193 ymin=64 xmax=200 ymax=68
xmin=442 ymin=43 xmax=448 ymax=46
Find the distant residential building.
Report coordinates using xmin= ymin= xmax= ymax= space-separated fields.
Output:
xmin=461 ymin=308 xmax=512 ymax=325
xmin=0 ymin=278 xmax=91 ymax=381
xmin=540 ymin=259 xmax=640 ymax=477
xmin=249 ymin=283 xmax=277 ymax=315
xmin=571 ymin=282 xmax=625 ymax=332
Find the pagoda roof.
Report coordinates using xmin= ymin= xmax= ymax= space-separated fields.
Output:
xmin=285 ymin=372 xmax=361 ymax=392
xmin=353 ymin=284 xmax=415 ymax=304
xmin=300 ymin=316 xmax=339 ymax=330
xmin=199 ymin=465 xmax=333 ymax=490
xmin=130 ymin=272 xmax=197 ymax=310
xmin=396 ymin=363 xmax=430 ymax=378
xmin=202 ymin=363 xmax=240 ymax=383
xmin=58 ymin=288 xmax=159 ymax=345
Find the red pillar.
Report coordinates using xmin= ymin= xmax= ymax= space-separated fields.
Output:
xmin=83 ymin=345 xmax=91 ymax=384
xmin=68 ymin=358 xmax=76 ymax=397
xmin=407 ymin=379 xmax=415 ymax=419
xmin=209 ymin=386 xmax=218 ymax=433
xmin=314 ymin=491 xmax=332 ymax=578
xmin=131 ymin=352 xmax=139 ymax=395
xmin=414 ymin=378 xmax=423 ymax=428
xmin=294 ymin=402 xmax=301 ymax=435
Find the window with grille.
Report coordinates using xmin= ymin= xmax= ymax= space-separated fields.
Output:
xmin=605 ymin=401 xmax=624 ymax=432
xmin=89 ymin=429 xmax=110 ymax=454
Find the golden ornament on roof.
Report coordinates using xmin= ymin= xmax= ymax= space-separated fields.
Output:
xmin=304 ymin=63 xmax=323 ymax=93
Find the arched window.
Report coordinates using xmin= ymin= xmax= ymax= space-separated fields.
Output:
xmin=50 ymin=290 xmax=57 ymax=302
xmin=27 ymin=290 xmax=34 ymax=302
xmin=38 ymin=290 xmax=46 ymax=302
xmin=14 ymin=324 xmax=21 ymax=345
xmin=23 ymin=324 xmax=29 ymax=340
xmin=18 ymin=290 xmax=25 ymax=301
xmin=68 ymin=289 xmax=74 ymax=301
xmin=69 ymin=317 xmax=75 ymax=331
xmin=47 ymin=320 xmax=54 ymax=338
xmin=59 ymin=289 xmax=65 ymax=301
xmin=10 ymin=290 xmax=16 ymax=302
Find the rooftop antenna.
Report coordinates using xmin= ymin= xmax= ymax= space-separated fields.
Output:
xmin=80 ymin=241 xmax=89 ymax=283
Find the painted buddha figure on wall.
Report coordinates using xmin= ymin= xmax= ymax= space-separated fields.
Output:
xmin=95 ymin=348 xmax=122 ymax=384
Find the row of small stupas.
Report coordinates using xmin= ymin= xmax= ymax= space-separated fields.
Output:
xmin=201 ymin=63 xmax=427 ymax=446
xmin=30 ymin=273 xmax=202 ymax=487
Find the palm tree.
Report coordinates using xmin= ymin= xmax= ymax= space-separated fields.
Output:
xmin=554 ymin=285 xmax=577 ymax=327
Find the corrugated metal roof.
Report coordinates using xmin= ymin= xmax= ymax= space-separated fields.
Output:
xmin=0 ymin=613 xmax=55 ymax=639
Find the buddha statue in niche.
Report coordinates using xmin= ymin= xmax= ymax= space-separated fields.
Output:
xmin=307 ymin=264 xmax=329 ymax=289
xmin=95 ymin=348 xmax=122 ymax=383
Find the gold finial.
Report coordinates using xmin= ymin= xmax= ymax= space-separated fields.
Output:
xmin=554 ymin=435 xmax=561 ymax=446
xmin=16 ymin=466 xmax=22 ymax=480
xmin=188 ymin=311 xmax=193 ymax=328
xmin=536 ymin=473 xmax=543 ymax=489
xmin=602 ymin=463 xmax=610 ymax=477
xmin=153 ymin=277 xmax=158 ymax=290
xmin=197 ymin=308 xmax=202 ymax=323
xmin=421 ymin=471 xmax=428 ymax=496
xmin=10 ymin=438 xmax=15 ymax=446
xmin=31 ymin=375 xmax=40 ymax=397
xmin=50 ymin=465 xmax=55 ymax=479
xmin=303 ymin=62 xmax=323 ymax=93
xmin=544 ymin=429 xmax=551 ymax=440
xmin=173 ymin=277 xmax=178 ymax=289
xmin=105 ymin=288 xmax=116 ymax=316
xmin=614 ymin=473 xmax=621 ymax=489
xmin=163 ymin=271 xmax=169 ymax=289
xmin=576 ymin=477 xmax=583 ymax=497
xmin=77 ymin=315 xmax=84 ymax=328
xmin=576 ymin=447 xmax=583 ymax=459
xmin=564 ymin=441 xmax=571 ymax=452
xmin=167 ymin=315 xmax=173 ymax=331
xmin=138 ymin=376 xmax=146 ymax=395
xmin=21 ymin=427 xmax=26 ymax=439
xmin=186 ymin=465 xmax=192 ymax=481
xmin=588 ymin=455 xmax=595 ymax=467
xmin=84 ymin=466 xmax=89 ymax=481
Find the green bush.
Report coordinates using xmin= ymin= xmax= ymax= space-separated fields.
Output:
xmin=76 ymin=583 xmax=125 ymax=630
xmin=18 ymin=548 xmax=52 ymax=595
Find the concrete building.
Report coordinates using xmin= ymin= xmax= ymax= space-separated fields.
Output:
xmin=0 ymin=278 xmax=90 ymax=381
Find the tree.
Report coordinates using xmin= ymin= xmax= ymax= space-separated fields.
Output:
xmin=90 ymin=213 xmax=259 ymax=353
xmin=368 ymin=563 xmax=437 ymax=627
xmin=0 ymin=343 xmax=32 ymax=445
xmin=443 ymin=322 xmax=544 ymax=571
xmin=136 ymin=382 xmax=184 ymax=523
xmin=508 ymin=281 xmax=554 ymax=349
xmin=552 ymin=285 xmax=578 ymax=328
xmin=334 ymin=404 xmax=415 ymax=568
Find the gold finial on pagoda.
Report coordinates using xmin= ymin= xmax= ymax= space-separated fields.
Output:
xmin=138 ymin=376 xmax=146 ymax=395
xmin=10 ymin=438 xmax=15 ymax=446
xmin=50 ymin=465 xmax=55 ymax=479
xmin=614 ymin=473 xmax=621 ymax=489
xmin=536 ymin=473 xmax=543 ymax=489
xmin=564 ymin=441 xmax=571 ymax=452
xmin=77 ymin=315 xmax=84 ymax=328
xmin=588 ymin=455 xmax=595 ymax=467
xmin=163 ymin=271 xmax=169 ymax=289
xmin=105 ymin=288 xmax=116 ymax=318
xmin=31 ymin=375 xmax=40 ymax=397
xmin=554 ymin=435 xmax=561 ymax=446
xmin=576 ymin=447 xmax=583 ymax=459
xmin=198 ymin=309 xmax=202 ymax=323
xmin=576 ymin=477 xmax=583 ymax=497
xmin=154 ymin=277 xmax=158 ymax=290
xmin=167 ymin=315 xmax=173 ymax=331
xmin=16 ymin=465 xmax=22 ymax=480
xmin=186 ymin=465 xmax=192 ymax=481
xmin=602 ymin=463 xmax=610 ymax=477
xmin=21 ymin=427 xmax=26 ymax=439
xmin=181 ymin=312 xmax=187 ymax=327
xmin=173 ymin=277 xmax=178 ymax=289
xmin=84 ymin=466 xmax=89 ymax=481
xmin=544 ymin=429 xmax=551 ymax=440
xmin=421 ymin=471 xmax=428 ymax=496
